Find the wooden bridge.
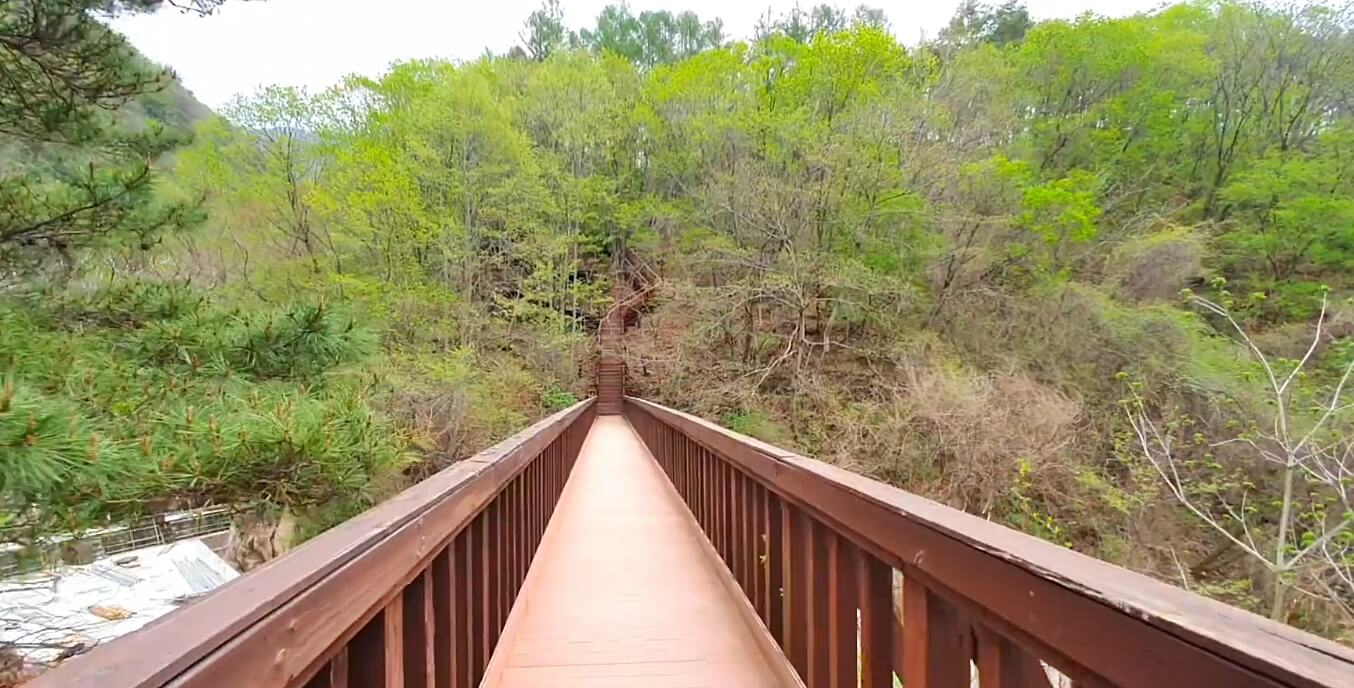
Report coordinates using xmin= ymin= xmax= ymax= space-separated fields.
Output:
xmin=30 ymin=369 xmax=1354 ymax=686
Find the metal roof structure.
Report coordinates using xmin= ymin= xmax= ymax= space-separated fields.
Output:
xmin=0 ymin=538 xmax=237 ymax=675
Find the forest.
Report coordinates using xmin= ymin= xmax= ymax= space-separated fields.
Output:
xmin=2 ymin=0 xmax=1354 ymax=645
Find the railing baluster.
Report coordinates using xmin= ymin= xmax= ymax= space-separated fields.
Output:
xmin=713 ymin=458 xmax=721 ymax=558
xmin=747 ymin=474 xmax=758 ymax=595
xmin=402 ymin=568 xmax=435 ymax=688
xmin=703 ymin=449 xmax=713 ymax=547
xmin=689 ymin=439 xmax=699 ymax=522
xmin=302 ymin=644 xmax=349 ymax=688
xmin=903 ymin=574 xmax=970 ymax=688
xmin=828 ymin=534 xmax=858 ymax=688
xmin=767 ymin=491 xmax=785 ymax=647
xmin=732 ymin=468 xmax=745 ymax=587
xmin=505 ymin=481 xmax=516 ymax=599
xmin=454 ymin=531 xmax=472 ymax=688
xmin=731 ymin=465 xmax=741 ymax=579
xmin=753 ymin=482 xmax=767 ymax=619
xmin=725 ymin=463 xmax=736 ymax=568
xmin=515 ymin=477 xmax=525 ymax=593
xmin=859 ymin=554 xmax=894 ymax=688
xmin=785 ymin=504 xmax=810 ymax=678
xmin=704 ymin=447 xmax=714 ymax=536
xmin=729 ymin=466 xmax=740 ymax=582
xmin=682 ymin=432 xmax=691 ymax=499
xmin=731 ymin=466 xmax=739 ymax=573
xmin=432 ymin=547 xmax=452 ymax=688
xmin=555 ymin=437 xmax=564 ymax=499
xmin=487 ymin=501 xmax=503 ymax=645
xmin=976 ymin=626 xmax=1051 ymax=688
xmin=531 ymin=461 xmax=541 ymax=553
xmin=518 ymin=477 xmax=527 ymax=591
xmin=699 ymin=446 xmax=710 ymax=533
xmin=714 ymin=458 xmax=725 ymax=562
xmin=471 ymin=513 xmax=487 ymax=684
xmin=350 ymin=597 xmax=403 ymax=687
xmin=807 ymin=520 xmax=830 ymax=687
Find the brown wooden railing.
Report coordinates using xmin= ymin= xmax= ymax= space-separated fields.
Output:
xmin=32 ymin=398 xmax=595 ymax=688
xmin=625 ymin=396 xmax=1354 ymax=688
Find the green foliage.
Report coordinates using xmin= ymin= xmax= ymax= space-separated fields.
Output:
xmin=541 ymin=387 xmax=578 ymax=410
xmin=0 ymin=1 xmax=215 ymax=273
xmin=1219 ymin=126 xmax=1354 ymax=283
xmin=943 ymin=1 xmax=1033 ymax=47
xmin=722 ymin=409 xmax=789 ymax=445
xmin=0 ymin=379 xmax=133 ymax=536
xmin=1007 ymin=458 xmax=1070 ymax=546
xmin=0 ymin=282 xmax=406 ymax=546
xmin=224 ymin=303 xmax=374 ymax=380
xmin=11 ymin=0 xmax=1354 ymax=639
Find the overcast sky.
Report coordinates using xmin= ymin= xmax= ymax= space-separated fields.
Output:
xmin=111 ymin=0 xmax=1168 ymax=109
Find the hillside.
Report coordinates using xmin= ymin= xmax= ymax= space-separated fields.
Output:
xmin=123 ymin=68 xmax=214 ymax=131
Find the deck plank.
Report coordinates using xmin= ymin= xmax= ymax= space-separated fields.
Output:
xmin=486 ymin=416 xmax=787 ymax=687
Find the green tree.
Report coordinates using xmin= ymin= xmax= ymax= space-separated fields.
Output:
xmin=0 ymin=0 xmax=229 ymax=274
xmin=943 ymin=1 xmax=1033 ymax=47
xmin=520 ymin=0 xmax=568 ymax=61
xmin=580 ymin=5 xmax=723 ymax=66
xmin=177 ymin=86 xmax=331 ymax=272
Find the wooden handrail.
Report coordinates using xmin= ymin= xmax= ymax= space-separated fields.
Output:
xmin=33 ymin=398 xmax=596 ymax=688
xmin=624 ymin=396 xmax=1354 ymax=688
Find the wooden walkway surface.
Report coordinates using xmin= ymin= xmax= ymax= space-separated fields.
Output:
xmin=484 ymin=416 xmax=790 ymax=687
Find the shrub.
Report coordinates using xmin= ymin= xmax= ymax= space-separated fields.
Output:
xmin=0 ymin=283 xmax=404 ymax=547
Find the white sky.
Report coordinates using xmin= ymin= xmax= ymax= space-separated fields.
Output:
xmin=111 ymin=0 xmax=1168 ymax=109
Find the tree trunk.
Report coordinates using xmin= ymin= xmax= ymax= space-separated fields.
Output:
xmin=1270 ymin=573 xmax=1288 ymax=622
xmin=1270 ymin=462 xmax=1298 ymax=621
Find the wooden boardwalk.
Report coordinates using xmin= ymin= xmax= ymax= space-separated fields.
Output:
xmin=484 ymin=416 xmax=790 ymax=687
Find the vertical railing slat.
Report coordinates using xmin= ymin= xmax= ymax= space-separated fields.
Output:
xmin=349 ymin=598 xmax=404 ymax=687
xmin=487 ymin=502 xmax=502 ymax=648
xmin=977 ymin=626 xmax=1052 ymax=688
xmin=828 ymin=535 xmax=858 ymax=688
xmin=767 ymin=491 xmax=785 ymax=647
xmin=302 ymin=645 xmax=349 ymax=688
xmin=859 ymin=554 xmax=894 ymax=688
xmin=453 ymin=531 xmax=472 ymax=688
xmin=747 ymin=476 xmax=758 ymax=598
xmin=432 ymin=546 xmax=452 ymax=688
xmin=732 ymin=467 xmax=745 ymax=586
xmin=401 ymin=568 xmax=435 ymax=688
xmin=903 ymin=575 xmax=971 ymax=688
xmin=753 ymin=482 xmax=767 ymax=620
xmin=807 ymin=521 xmax=831 ymax=687
xmin=786 ymin=505 xmax=810 ymax=678
xmin=471 ymin=514 xmax=487 ymax=685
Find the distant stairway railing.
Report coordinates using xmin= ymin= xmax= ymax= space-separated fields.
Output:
xmin=31 ymin=399 xmax=596 ymax=688
xmin=595 ymin=253 xmax=657 ymax=415
xmin=626 ymin=396 xmax=1354 ymax=688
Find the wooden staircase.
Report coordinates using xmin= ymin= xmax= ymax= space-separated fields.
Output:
xmin=598 ymin=310 xmax=622 ymax=414
xmin=596 ymin=282 xmax=626 ymax=415
xmin=597 ymin=252 xmax=657 ymax=414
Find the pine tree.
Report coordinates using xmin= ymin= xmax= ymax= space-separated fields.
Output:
xmin=0 ymin=1 xmax=228 ymax=274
